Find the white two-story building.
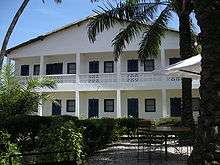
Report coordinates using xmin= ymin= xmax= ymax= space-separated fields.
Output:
xmin=7 ymin=17 xmax=200 ymax=119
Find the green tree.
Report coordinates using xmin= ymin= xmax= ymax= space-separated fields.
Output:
xmin=0 ymin=64 xmax=56 ymax=116
xmin=88 ymin=0 xmax=199 ymax=128
xmin=0 ymin=0 xmax=62 ymax=69
xmin=189 ymin=1 xmax=220 ymax=164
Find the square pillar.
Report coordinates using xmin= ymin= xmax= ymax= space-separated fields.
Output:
xmin=75 ymin=91 xmax=80 ymax=118
xmin=38 ymin=98 xmax=43 ymax=116
xmin=116 ymin=90 xmax=122 ymax=118
xmin=116 ymin=56 xmax=121 ymax=83
xmin=76 ymin=53 xmax=80 ymax=83
xmin=40 ymin=56 xmax=44 ymax=75
xmin=162 ymin=89 xmax=168 ymax=117
xmin=160 ymin=49 xmax=166 ymax=69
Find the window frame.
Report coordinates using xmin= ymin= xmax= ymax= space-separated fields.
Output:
xmin=104 ymin=99 xmax=114 ymax=112
xmin=145 ymin=99 xmax=156 ymax=112
xmin=104 ymin=61 xmax=114 ymax=73
xmin=33 ymin=64 xmax=40 ymax=75
xmin=67 ymin=63 xmax=76 ymax=74
xmin=21 ymin=65 xmax=29 ymax=76
xmin=66 ymin=100 xmax=76 ymax=112
xmin=144 ymin=59 xmax=155 ymax=71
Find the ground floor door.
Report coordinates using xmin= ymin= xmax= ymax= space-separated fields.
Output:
xmin=88 ymin=99 xmax=99 ymax=118
xmin=52 ymin=100 xmax=61 ymax=115
xmin=170 ymin=98 xmax=182 ymax=117
xmin=127 ymin=98 xmax=139 ymax=118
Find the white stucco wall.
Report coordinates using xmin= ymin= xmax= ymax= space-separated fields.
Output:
xmin=8 ymin=20 xmax=179 ymax=59
xmin=42 ymin=92 xmax=76 ymax=116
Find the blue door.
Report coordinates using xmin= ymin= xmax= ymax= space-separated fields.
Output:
xmin=127 ymin=98 xmax=139 ymax=118
xmin=88 ymin=99 xmax=99 ymax=118
xmin=52 ymin=100 xmax=61 ymax=115
xmin=170 ymin=98 xmax=182 ymax=117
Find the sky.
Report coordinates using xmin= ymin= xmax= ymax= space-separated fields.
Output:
xmin=0 ymin=0 xmax=199 ymax=49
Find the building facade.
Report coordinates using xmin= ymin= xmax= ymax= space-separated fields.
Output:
xmin=7 ymin=18 xmax=200 ymax=119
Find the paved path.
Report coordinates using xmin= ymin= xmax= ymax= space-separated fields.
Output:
xmin=86 ymin=142 xmax=189 ymax=165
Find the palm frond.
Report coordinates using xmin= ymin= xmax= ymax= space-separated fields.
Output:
xmin=26 ymin=77 xmax=56 ymax=91
xmin=112 ymin=22 xmax=148 ymax=60
xmin=88 ymin=1 xmax=161 ymax=42
xmin=138 ymin=6 xmax=172 ymax=61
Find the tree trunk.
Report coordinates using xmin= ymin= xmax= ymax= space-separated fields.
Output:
xmin=0 ymin=0 xmax=30 ymax=69
xmin=179 ymin=13 xmax=194 ymax=128
xmin=189 ymin=0 xmax=220 ymax=164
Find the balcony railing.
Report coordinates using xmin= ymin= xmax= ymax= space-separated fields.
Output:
xmin=18 ymin=73 xmax=185 ymax=84
xmin=121 ymin=72 xmax=163 ymax=82
xmin=18 ymin=74 xmax=76 ymax=84
xmin=79 ymin=73 xmax=117 ymax=83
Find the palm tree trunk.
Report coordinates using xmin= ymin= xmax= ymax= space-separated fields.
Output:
xmin=189 ymin=0 xmax=220 ymax=164
xmin=179 ymin=13 xmax=194 ymax=128
xmin=0 ymin=0 xmax=30 ymax=69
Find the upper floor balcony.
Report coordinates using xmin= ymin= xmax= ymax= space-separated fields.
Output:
xmin=13 ymin=50 xmax=200 ymax=91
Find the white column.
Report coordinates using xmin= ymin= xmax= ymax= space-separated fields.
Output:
xmin=75 ymin=91 xmax=80 ymax=118
xmin=38 ymin=99 xmax=43 ymax=116
xmin=161 ymin=49 xmax=166 ymax=69
xmin=116 ymin=56 xmax=121 ymax=82
xmin=116 ymin=90 xmax=122 ymax=118
xmin=76 ymin=52 xmax=80 ymax=83
xmin=40 ymin=56 xmax=44 ymax=75
xmin=162 ymin=89 xmax=168 ymax=117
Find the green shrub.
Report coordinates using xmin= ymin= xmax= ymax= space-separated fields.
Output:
xmin=37 ymin=121 xmax=84 ymax=164
xmin=153 ymin=117 xmax=182 ymax=126
xmin=0 ymin=131 xmax=21 ymax=165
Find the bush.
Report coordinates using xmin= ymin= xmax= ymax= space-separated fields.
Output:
xmin=153 ymin=117 xmax=182 ymax=127
xmin=0 ymin=131 xmax=21 ymax=165
xmin=37 ymin=120 xmax=84 ymax=164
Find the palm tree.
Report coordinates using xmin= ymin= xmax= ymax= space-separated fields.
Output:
xmin=0 ymin=0 xmax=62 ymax=69
xmin=0 ymin=64 xmax=57 ymax=116
xmin=189 ymin=1 xmax=220 ymax=164
xmin=88 ymin=0 xmax=198 ymax=127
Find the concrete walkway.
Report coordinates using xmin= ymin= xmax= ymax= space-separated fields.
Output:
xmin=86 ymin=142 xmax=190 ymax=165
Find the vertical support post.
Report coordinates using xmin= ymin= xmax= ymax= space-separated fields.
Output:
xmin=161 ymin=49 xmax=166 ymax=69
xmin=76 ymin=52 xmax=80 ymax=83
xmin=162 ymin=89 xmax=168 ymax=117
xmin=116 ymin=90 xmax=122 ymax=118
xmin=40 ymin=56 xmax=44 ymax=75
xmin=116 ymin=56 xmax=121 ymax=83
xmin=75 ymin=91 xmax=80 ymax=118
xmin=38 ymin=98 xmax=43 ymax=116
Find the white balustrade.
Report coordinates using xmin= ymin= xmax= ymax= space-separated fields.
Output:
xmin=18 ymin=73 xmax=188 ymax=85
xmin=18 ymin=74 xmax=76 ymax=84
xmin=120 ymin=72 xmax=162 ymax=82
xmin=79 ymin=73 xmax=117 ymax=83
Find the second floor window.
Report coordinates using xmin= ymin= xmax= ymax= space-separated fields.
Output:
xmin=144 ymin=60 xmax=155 ymax=71
xmin=145 ymin=99 xmax=156 ymax=112
xmin=169 ymin=58 xmax=181 ymax=65
xmin=66 ymin=100 xmax=75 ymax=112
xmin=89 ymin=61 xmax=99 ymax=73
xmin=21 ymin=65 xmax=29 ymax=76
xmin=104 ymin=61 xmax=114 ymax=73
xmin=33 ymin=65 xmax=40 ymax=75
xmin=67 ymin=63 xmax=76 ymax=74
xmin=127 ymin=60 xmax=138 ymax=72
xmin=46 ymin=63 xmax=63 ymax=75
